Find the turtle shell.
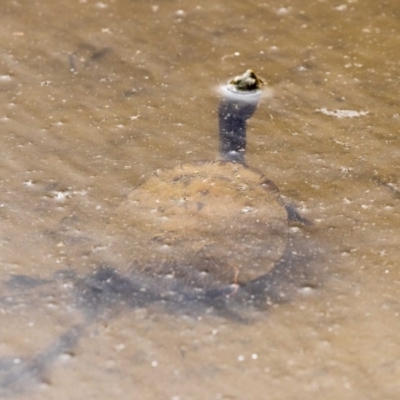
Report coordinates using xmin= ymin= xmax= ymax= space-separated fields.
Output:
xmin=110 ymin=160 xmax=288 ymax=288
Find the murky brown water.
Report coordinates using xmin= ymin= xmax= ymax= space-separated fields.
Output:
xmin=0 ymin=0 xmax=399 ymax=399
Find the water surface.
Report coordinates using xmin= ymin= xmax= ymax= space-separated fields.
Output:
xmin=0 ymin=1 xmax=399 ymax=399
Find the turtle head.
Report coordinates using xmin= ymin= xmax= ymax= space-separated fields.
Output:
xmin=228 ymin=69 xmax=263 ymax=93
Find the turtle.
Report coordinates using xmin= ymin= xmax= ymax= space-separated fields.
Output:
xmin=0 ymin=71 xmax=309 ymax=396
xmin=110 ymin=70 xmax=291 ymax=292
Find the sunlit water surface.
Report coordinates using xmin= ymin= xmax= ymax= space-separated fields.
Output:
xmin=0 ymin=1 xmax=399 ymax=399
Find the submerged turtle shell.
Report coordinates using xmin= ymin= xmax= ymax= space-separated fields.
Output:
xmin=113 ymin=160 xmax=288 ymax=288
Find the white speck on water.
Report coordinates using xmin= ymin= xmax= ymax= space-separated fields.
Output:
xmin=115 ymin=344 xmax=125 ymax=352
xmin=46 ymin=302 xmax=58 ymax=309
xmin=316 ymin=108 xmax=369 ymax=118
xmin=151 ymin=360 xmax=158 ymax=367
xmin=299 ymin=286 xmax=315 ymax=295
xmin=175 ymin=9 xmax=186 ymax=17
xmin=52 ymin=191 xmax=69 ymax=201
xmin=251 ymin=353 xmax=258 ymax=360
xmin=340 ymin=166 xmax=353 ymax=173
xmin=59 ymin=353 xmax=72 ymax=362
xmin=276 ymin=7 xmax=290 ymax=16
xmin=335 ymin=4 xmax=347 ymax=11
xmin=238 ymin=355 xmax=245 ymax=362
xmin=95 ymin=2 xmax=108 ymax=9
xmin=63 ymin=282 xmax=73 ymax=289
xmin=345 ymin=62 xmax=363 ymax=68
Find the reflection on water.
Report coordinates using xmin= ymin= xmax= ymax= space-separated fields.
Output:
xmin=0 ymin=0 xmax=399 ymax=399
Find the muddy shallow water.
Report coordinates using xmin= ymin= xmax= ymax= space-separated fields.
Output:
xmin=0 ymin=0 xmax=399 ymax=399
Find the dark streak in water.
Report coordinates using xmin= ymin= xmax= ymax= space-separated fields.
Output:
xmin=0 ymin=325 xmax=84 ymax=398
